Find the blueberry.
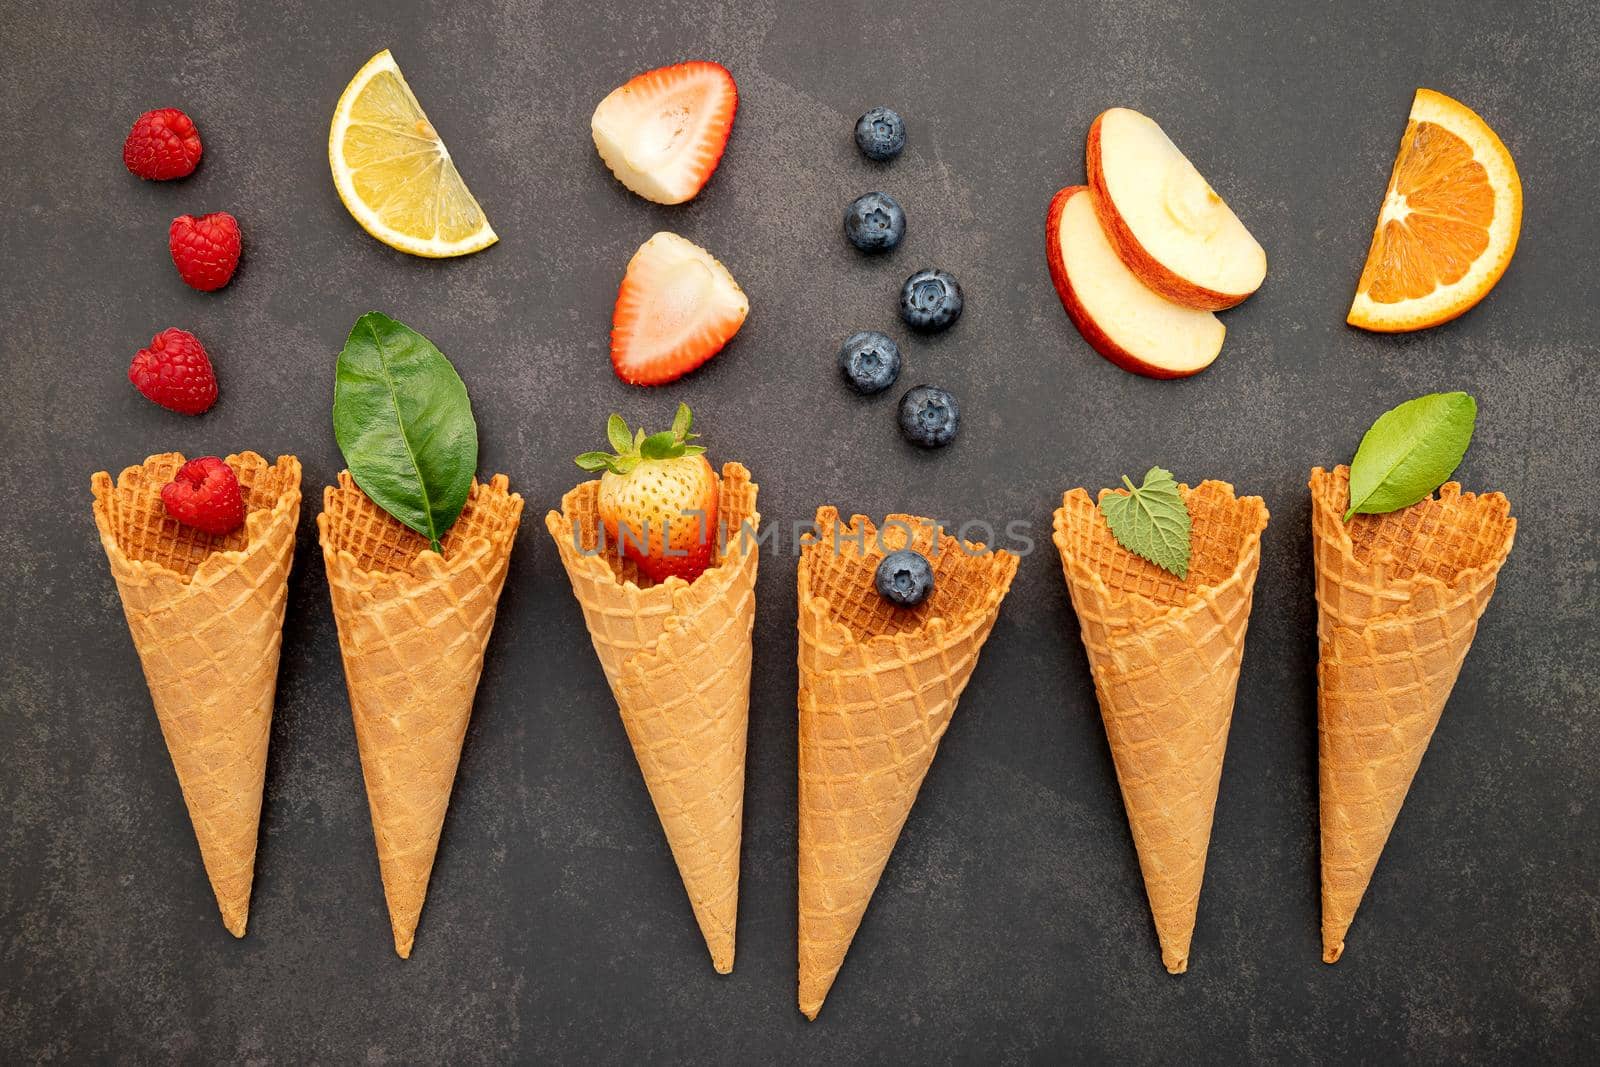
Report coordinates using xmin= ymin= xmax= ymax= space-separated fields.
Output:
xmin=899 ymin=269 xmax=963 ymax=332
xmin=838 ymin=331 xmax=902 ymax=394
xmin=855 ymin=107 xmax=906 ymax=161
xmin=898 ymin=385 xmax=960 ymax=448
xmin=875 ymin=549 xmax=934 ymax=607
xmin=844 ymin=192 xmax=905 ymax=253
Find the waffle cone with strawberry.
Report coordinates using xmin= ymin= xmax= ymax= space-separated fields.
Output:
xmin=91 ymin=451 xmax=302 ymax=936
xmin=1053 ymin=478 xmax=1269 ymax=974
xmin=797 ymin=510 xmax=1018 ymax=1019
xmin=1311 ymin=465 xmax=1516 ymax=963
xmin=545 ymin=405 xmax=758 ymax=972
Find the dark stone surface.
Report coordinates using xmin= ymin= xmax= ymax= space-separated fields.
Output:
xmin=2 ymin=0 xmax=1597 ymax=1061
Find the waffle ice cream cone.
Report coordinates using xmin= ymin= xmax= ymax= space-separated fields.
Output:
xmin=1053 ymin=480 xmax=1268 ymax=974
xmin=544 ymin=462 xmax=759 ymax=974
xmin=1311 ymin=465 xmax=1515 ymax=964
xmin=91 ymin=451 xmax=302 ymax=937
xmin=797 ymin=510 xmax=1018 ymax=1020
xmin=319 ymin=471 xmax=523 ymax=958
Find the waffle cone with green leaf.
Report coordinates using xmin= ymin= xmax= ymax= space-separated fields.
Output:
xmin=1311 ymin=465 xmax=1515 ymax=962
xmin=797 ymin=510 xmax=1017 ymax=1019
xmin=323 ymin=311 xmax=522 ymax=957
xmin=320 ymin=472 xmax=522 ymax=957
xmin=91 ymin=451 xmax=302 ymax=937
xmin=1052 ymin=476 xmax=1268 ymax=974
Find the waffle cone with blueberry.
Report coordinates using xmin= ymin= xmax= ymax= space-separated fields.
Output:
xmin=1052 ymin=480 xmax=1268 ymax=974
xmin=319 ymin=471 xmax=523 ymax=958
xmin=1310 ymin=465 xmax=1515 ymax=964
xmin=545 ymin=461 xmax=759 ymax=974
xmin=796 ymin=509 xmax=1017 ymax=1020
xmin=91 ymin=451 xmax=302 ymax=937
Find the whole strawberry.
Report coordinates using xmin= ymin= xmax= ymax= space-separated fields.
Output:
xmin=577 ymin=403 xmax=720 ymax=583
xmin=129 ymin=328 xmax=218 ymax=415
xmin=123 ymin=108 xmax=203 ymax=180
xmin=161 ymin=456 xmax=247 ymax=536
xmin=169 ymin=212 xmax=241 ymax=291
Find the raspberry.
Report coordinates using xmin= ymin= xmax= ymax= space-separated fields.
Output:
xmin=129 ymin=328 xmax=218 ymax=415
xmin=169 ymin=212 xmax=241 ymax=292
xmin=123 ymin=108 xmax=202 ymax=180
xmin=160 ymin=457 xmax=246 ymax=537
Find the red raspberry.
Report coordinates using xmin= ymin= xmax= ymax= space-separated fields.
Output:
xmin=161 ymin=457 xmax=247 ymax=536
xmin=129 ymin=328 xmax=218 ymax=415
xmin=123 ymin=108 xmax=203 ymax=180
xmin=169 ymin=212 xmax=241 ymax=291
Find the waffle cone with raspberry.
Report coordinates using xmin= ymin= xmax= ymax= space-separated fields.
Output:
xmin=1053 ymin=480 xmax=1269 ymax=974
xmin=91 ymin=451 xmax=302 ymax=937
xmin=544 ymin=462 xmax=759 ymax=974
xmin=1311 ymin=466 xmax=1515 ymax=963
xmin=319 ymin=471 xmax=523 ymax=958
xmin=797 ymin=509 xmax=1018 ymax=1019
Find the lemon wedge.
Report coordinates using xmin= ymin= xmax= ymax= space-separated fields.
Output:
xmin=328 ymin=50 xmax=497 ymax=258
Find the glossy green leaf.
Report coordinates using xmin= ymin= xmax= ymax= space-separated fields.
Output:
xmin=1346 ymin=392 xmax=1477 ymax=520
xmin=333 ymin=312 xmax=478 ymax=553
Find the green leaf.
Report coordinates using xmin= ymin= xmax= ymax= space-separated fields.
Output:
xmin=639 ymin=430 xmax=681 ymax=460
xmin=1098 ymin=467 xmax=1192 ymax=579
xmin=333 ymin=312 xmax=478 ymax=554
xmin=575 ymin=452 xmax=614 ymax=472
xmin=1345 ymin=392 xmax=1477 ymax=520
xmin=680 ymin=445 xmax=707 ymax=457
xmin=671 ymin=403 xmax=692 ymax=439
xmin=607 ymin=414 xmax=632 ymax=454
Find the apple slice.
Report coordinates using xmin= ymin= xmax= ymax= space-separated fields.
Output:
xmin=1087 ymin=108 xmax=1266 ymax=310
xmin=1047 ymin=186 xmax=1225 ymax=379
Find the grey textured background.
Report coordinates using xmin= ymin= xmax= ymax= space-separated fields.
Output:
xmin=2 ymin=0 xmax=1597 ymax=1062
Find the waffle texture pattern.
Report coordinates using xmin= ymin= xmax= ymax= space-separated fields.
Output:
xmin=1054 ymin=480 xmax=1268 ymax=974
xmin=319 ymin=471 xmax=523 ymax=958
xmin=797 ymin=509 xmax=1017 ymax=1019
xmin=91 ymin=451 xmax=301 ymax=937
xmin=1311 ymin=465 xmax=1515 ymax=963
xmin=545 ymin=462 xmax=760 ymax=974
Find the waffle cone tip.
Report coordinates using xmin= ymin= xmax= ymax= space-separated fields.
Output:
xmin=1323 ymin=939 xmax=1344 ymax=964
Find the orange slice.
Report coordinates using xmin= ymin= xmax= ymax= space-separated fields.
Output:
xmin=1347 ymin=89 xmax=1521 ymax=332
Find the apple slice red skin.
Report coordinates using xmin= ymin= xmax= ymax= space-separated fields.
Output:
xmin=1085 ymin=113 xmax=1255 ymax=312
xmin=1046 ymin=185 xmax=1213 ymax=381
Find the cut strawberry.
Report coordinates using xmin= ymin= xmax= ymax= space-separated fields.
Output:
xmin=591 ymin=61 xmax=737 ymax=205
xmin=611 ymin=232 xmax=749 ymax=386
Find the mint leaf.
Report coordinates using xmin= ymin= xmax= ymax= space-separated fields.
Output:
xmin=333 ymin=312 xmax=478 ymax=554
xmin=1099 ymin=467 xmax=1191 ymax=579
xmin=1346 ymin=392 xmax=1477 ymax=520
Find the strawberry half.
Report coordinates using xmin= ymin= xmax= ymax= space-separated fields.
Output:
xmin=577 ymin=404 xmax=721 ymax=584
xmin=591 ymin=60 xmax=737 ymax=205
xmin=611 ymin=231 xmax=749 ymax=385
